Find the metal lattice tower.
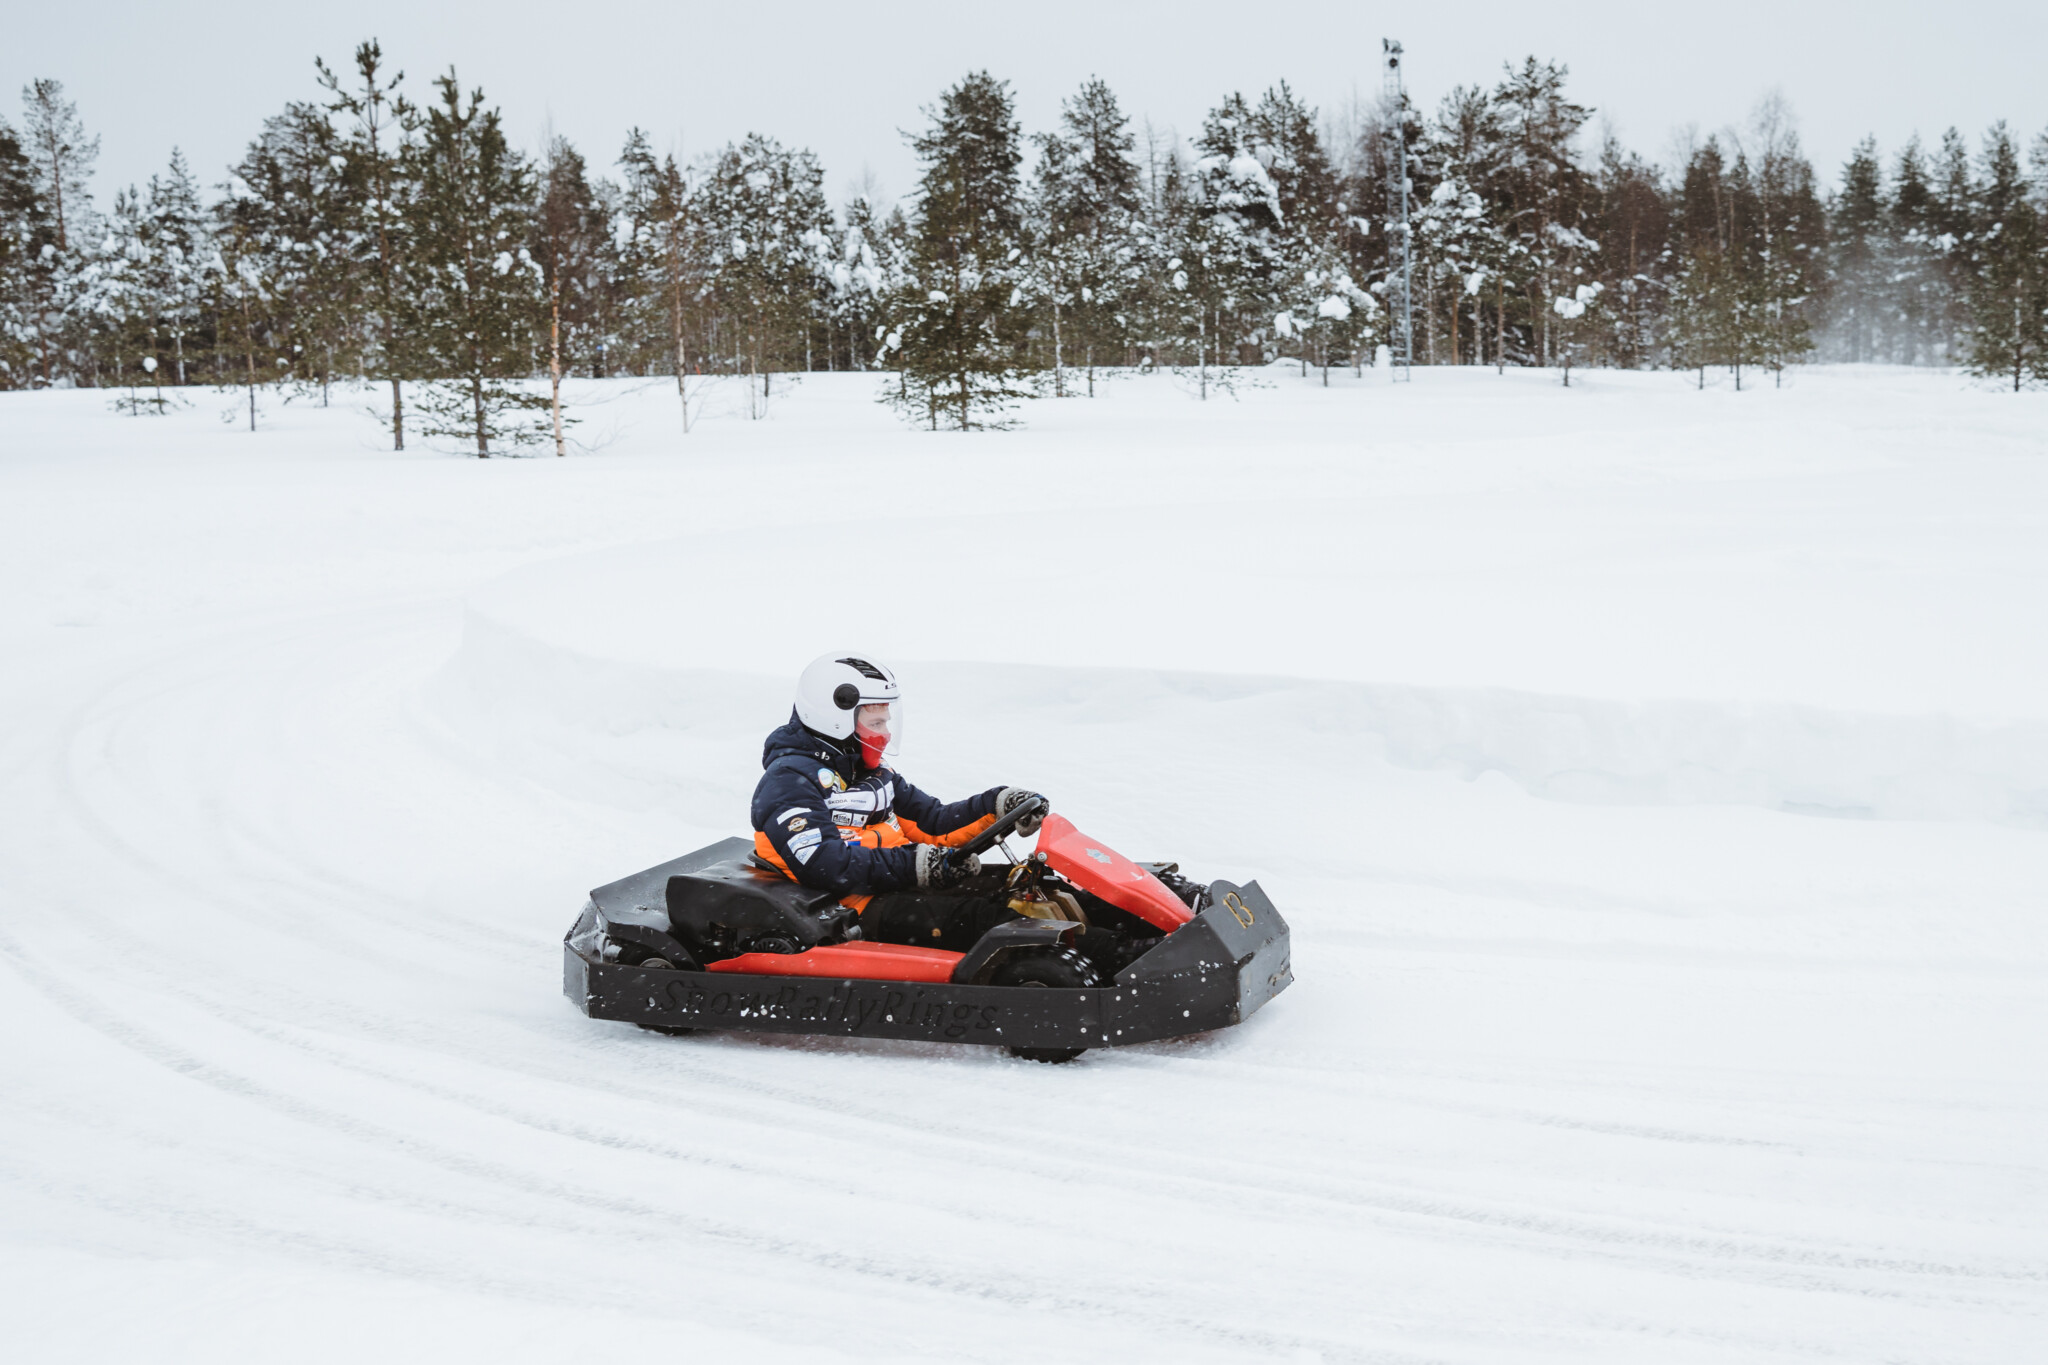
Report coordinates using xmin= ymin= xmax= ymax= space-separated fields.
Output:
xmin=1382 ymin=38 xmax=1413 ymax=381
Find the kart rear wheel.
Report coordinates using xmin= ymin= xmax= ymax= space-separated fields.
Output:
xmin=993 ymin=948 xmax=1100 ymax=1064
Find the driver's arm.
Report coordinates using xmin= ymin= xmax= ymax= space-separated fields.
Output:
xmin=894 ymin=779 xmax=1003 ymax=847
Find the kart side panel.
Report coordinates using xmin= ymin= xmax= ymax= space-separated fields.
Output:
xmin=564 ymin=867 xmax=1293 ymax=1052
xmin=569 ymin=936 xmax=1112 ymax=1051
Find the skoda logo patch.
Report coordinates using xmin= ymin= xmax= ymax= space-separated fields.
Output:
xmin=1085 ymin=848 xmax=1112 ymax=865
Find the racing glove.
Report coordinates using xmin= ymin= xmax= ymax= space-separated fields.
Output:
xmin=915 ymin=844 xmax=981 ymax=889
xmin=996 ymin=787 xmax=1047 ymax=836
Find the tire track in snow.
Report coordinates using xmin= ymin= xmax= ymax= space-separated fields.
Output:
xmin=9 ymin=597 xmax=2045 ymax=1362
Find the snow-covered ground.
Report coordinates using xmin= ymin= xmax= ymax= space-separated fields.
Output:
xmin=2 ymin=366 xmax=2044 ymax=1363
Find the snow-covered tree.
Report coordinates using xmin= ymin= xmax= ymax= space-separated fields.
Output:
xmin=694 ymin=133 xmax=831 ymax=413
xmin=1966 ymin=122 xmax=2047 ymax=389
xmin=403 ymin=72 xmax=545 ymax=455
xmin=1586 ymin=135 xmax=1671 ymax=369
xmin=1829 ymin=137 xmax=1886 ymax=362
xmin=21 ymin=80 xmax=96 ymax=256
xmin=532 ymin=136 xmax=610 ymax=451
xmin=145 ymin=150 xmax=208 ymax=386
xmin=223 ymin=102 xmax=355 ymax=401
xmin=1551 ymin=279 xmax=1603 ymax=385
xmin=1742 ymin=96 xmax=1825 ymax=385
xmin=1883 ymin=136 xmax=1955 ymax=365
xmin=1490 ymin=58 xmax=1593 ymax=366
xmin=0 ymin=115 xmax=55 ymax=388
xmin=615 ymin=132 xmax=695 ymax=431
xmin=1027 ymin=77 xmax=1142 ymax=394
xmin=822 ymin=190 xmax=906 ymax=373
xmin=318 ymin=41 xmax=414 ymax=445
xmin=71 ymin=185 xmax=155 ymax=400
xmin=18 ymin=80 xmax=98 ymax=385
xmin=888 ymin=71 xmax=1030 ymax=430
xmin=206 ymin=180 xmax=283 ymax=430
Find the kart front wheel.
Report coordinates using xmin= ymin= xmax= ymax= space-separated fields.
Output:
xmin=993 ymin=948 xmax=1100 ymax=1064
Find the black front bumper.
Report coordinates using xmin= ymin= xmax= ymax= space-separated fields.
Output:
xmin=563 ymin=877 xmax=1291 ymax=1051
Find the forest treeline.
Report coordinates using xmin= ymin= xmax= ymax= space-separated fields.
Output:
xmin=2 ymin=44 xmax=2045 ymax=446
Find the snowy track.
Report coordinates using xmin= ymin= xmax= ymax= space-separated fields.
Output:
xmin=3 ymin=371 xmax=2046 ymax=1362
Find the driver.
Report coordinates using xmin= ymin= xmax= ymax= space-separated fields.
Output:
xmin=750 ymin=654 xmax=1046 ymax=952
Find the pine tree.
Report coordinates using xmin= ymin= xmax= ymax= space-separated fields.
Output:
xmin=1491 ymin=58 xmax=1593 ymax=366
xmin=318 ymin=42 xmax=414 ymax=446
xmin=1966 ymin=122 xmax=2047 ymax=389
xmin=72 ymin=184 xmax=153 ymax=402
xmin=146 ymin=150 xmax=207 ymax=386
xmin=207 ymin=177 xmax=283 ymax=431
xmin=1586 ymin=135 xmax=1669 ymax=368
xmin=1151 ymin=145 xmax=1231 ymax=394
xmin=1021 ymin=129 xmax=1086 ymax=394
xmin=1830 ymin=137 xmax=1885 ymax=361
xmin=612 ymin=131 xmax=669 ymax=381
xmin=823 ymin=190 xmax=906 ymax=373
xmin=890 ymin=71 xmax=1030 ymax=431
xmin=1933 ymin=128 xmax=1978 ymax=359
xmin=1745 ymin=96 xmax=1824 ymax=384
xmin=695 ymin=134 xmax=831 ymax=415
xmin=1419 ymin=85 xmax=1523 ymax=370
xmin=21 ymin=80 xmax=96 ymax=256
xmin=1672 ymin=136 xmax=1742 ymax=383
xmin=615 ymin=135 xmax=696 ymax=432
xmin=0 ymin=116 xmax=53 ymax=388
xmin=403 ymin=71 xmax=544 ymax=455
xmin=1887 ymin=137 xmax=1947 ymax=364
xmin=1188 ymin=92 xmax=1286 ymax=369
xmin=20 ymin=80 xmax=98 ymax=385
xmin=225 ymin=103 xmax=354 ymax=402
xmin=533 ymin=136 xmax=610 ymax=452
xmin=1055 ymin=77 xmax=1142 ymax=391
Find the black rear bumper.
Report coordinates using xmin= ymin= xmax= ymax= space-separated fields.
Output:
xmin=563 ymin=877 xmax=1291 ymax=1051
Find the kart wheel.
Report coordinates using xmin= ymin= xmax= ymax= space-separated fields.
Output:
xmin=993 ymin=948 xmax=1100 ymax=1064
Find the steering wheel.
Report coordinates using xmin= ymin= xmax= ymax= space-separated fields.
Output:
xmin=956 ymin=793 xmax=1048 ymax=858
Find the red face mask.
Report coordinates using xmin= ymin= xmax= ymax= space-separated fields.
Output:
xmin=854 ymin=702 xmax=894 ymax=769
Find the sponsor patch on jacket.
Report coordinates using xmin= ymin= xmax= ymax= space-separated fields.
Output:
xmin=785 ymin=816 xmax=807 ymax=832
xmin=788 ymin=828 xmax=822 ymax=863
xmin=817 ymin=767 xmax=845 ymax=793
xmin=773 ymin=806 xmax=808 ymax=825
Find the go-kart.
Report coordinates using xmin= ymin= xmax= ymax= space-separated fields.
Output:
xmin=562 ymin=796 xmax=1292 ymax=1062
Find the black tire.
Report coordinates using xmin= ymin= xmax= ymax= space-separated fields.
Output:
xmin=992 ymin=948 xmax=1101 ymax=1064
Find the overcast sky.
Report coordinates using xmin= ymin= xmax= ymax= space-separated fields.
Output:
xmin=8 ymin=1 xmax=2044 ymax=212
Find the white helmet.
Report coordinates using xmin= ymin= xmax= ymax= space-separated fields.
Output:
xmin=795 ymin=654 xmax=902 ymax=765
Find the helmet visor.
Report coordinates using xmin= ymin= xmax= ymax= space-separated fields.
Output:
xmin=853 ymin=700 xmax=902 ymax=768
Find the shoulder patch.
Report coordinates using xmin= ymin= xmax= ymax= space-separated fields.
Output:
xmin=817 ymin=767 xmax=845 ymax=793
xmin=786 ymin=816 xmax=807 ymax=832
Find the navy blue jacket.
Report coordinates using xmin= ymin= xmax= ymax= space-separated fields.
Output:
xmin=749 ymin=712 xmax=1001 ymax=898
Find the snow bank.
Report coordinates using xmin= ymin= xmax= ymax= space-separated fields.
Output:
xmin=442 ymin=589 xmax=2048 ymax=828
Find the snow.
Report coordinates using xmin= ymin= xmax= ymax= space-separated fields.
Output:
xmin=2 ymin=366 xmax=2046 ymax=1363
